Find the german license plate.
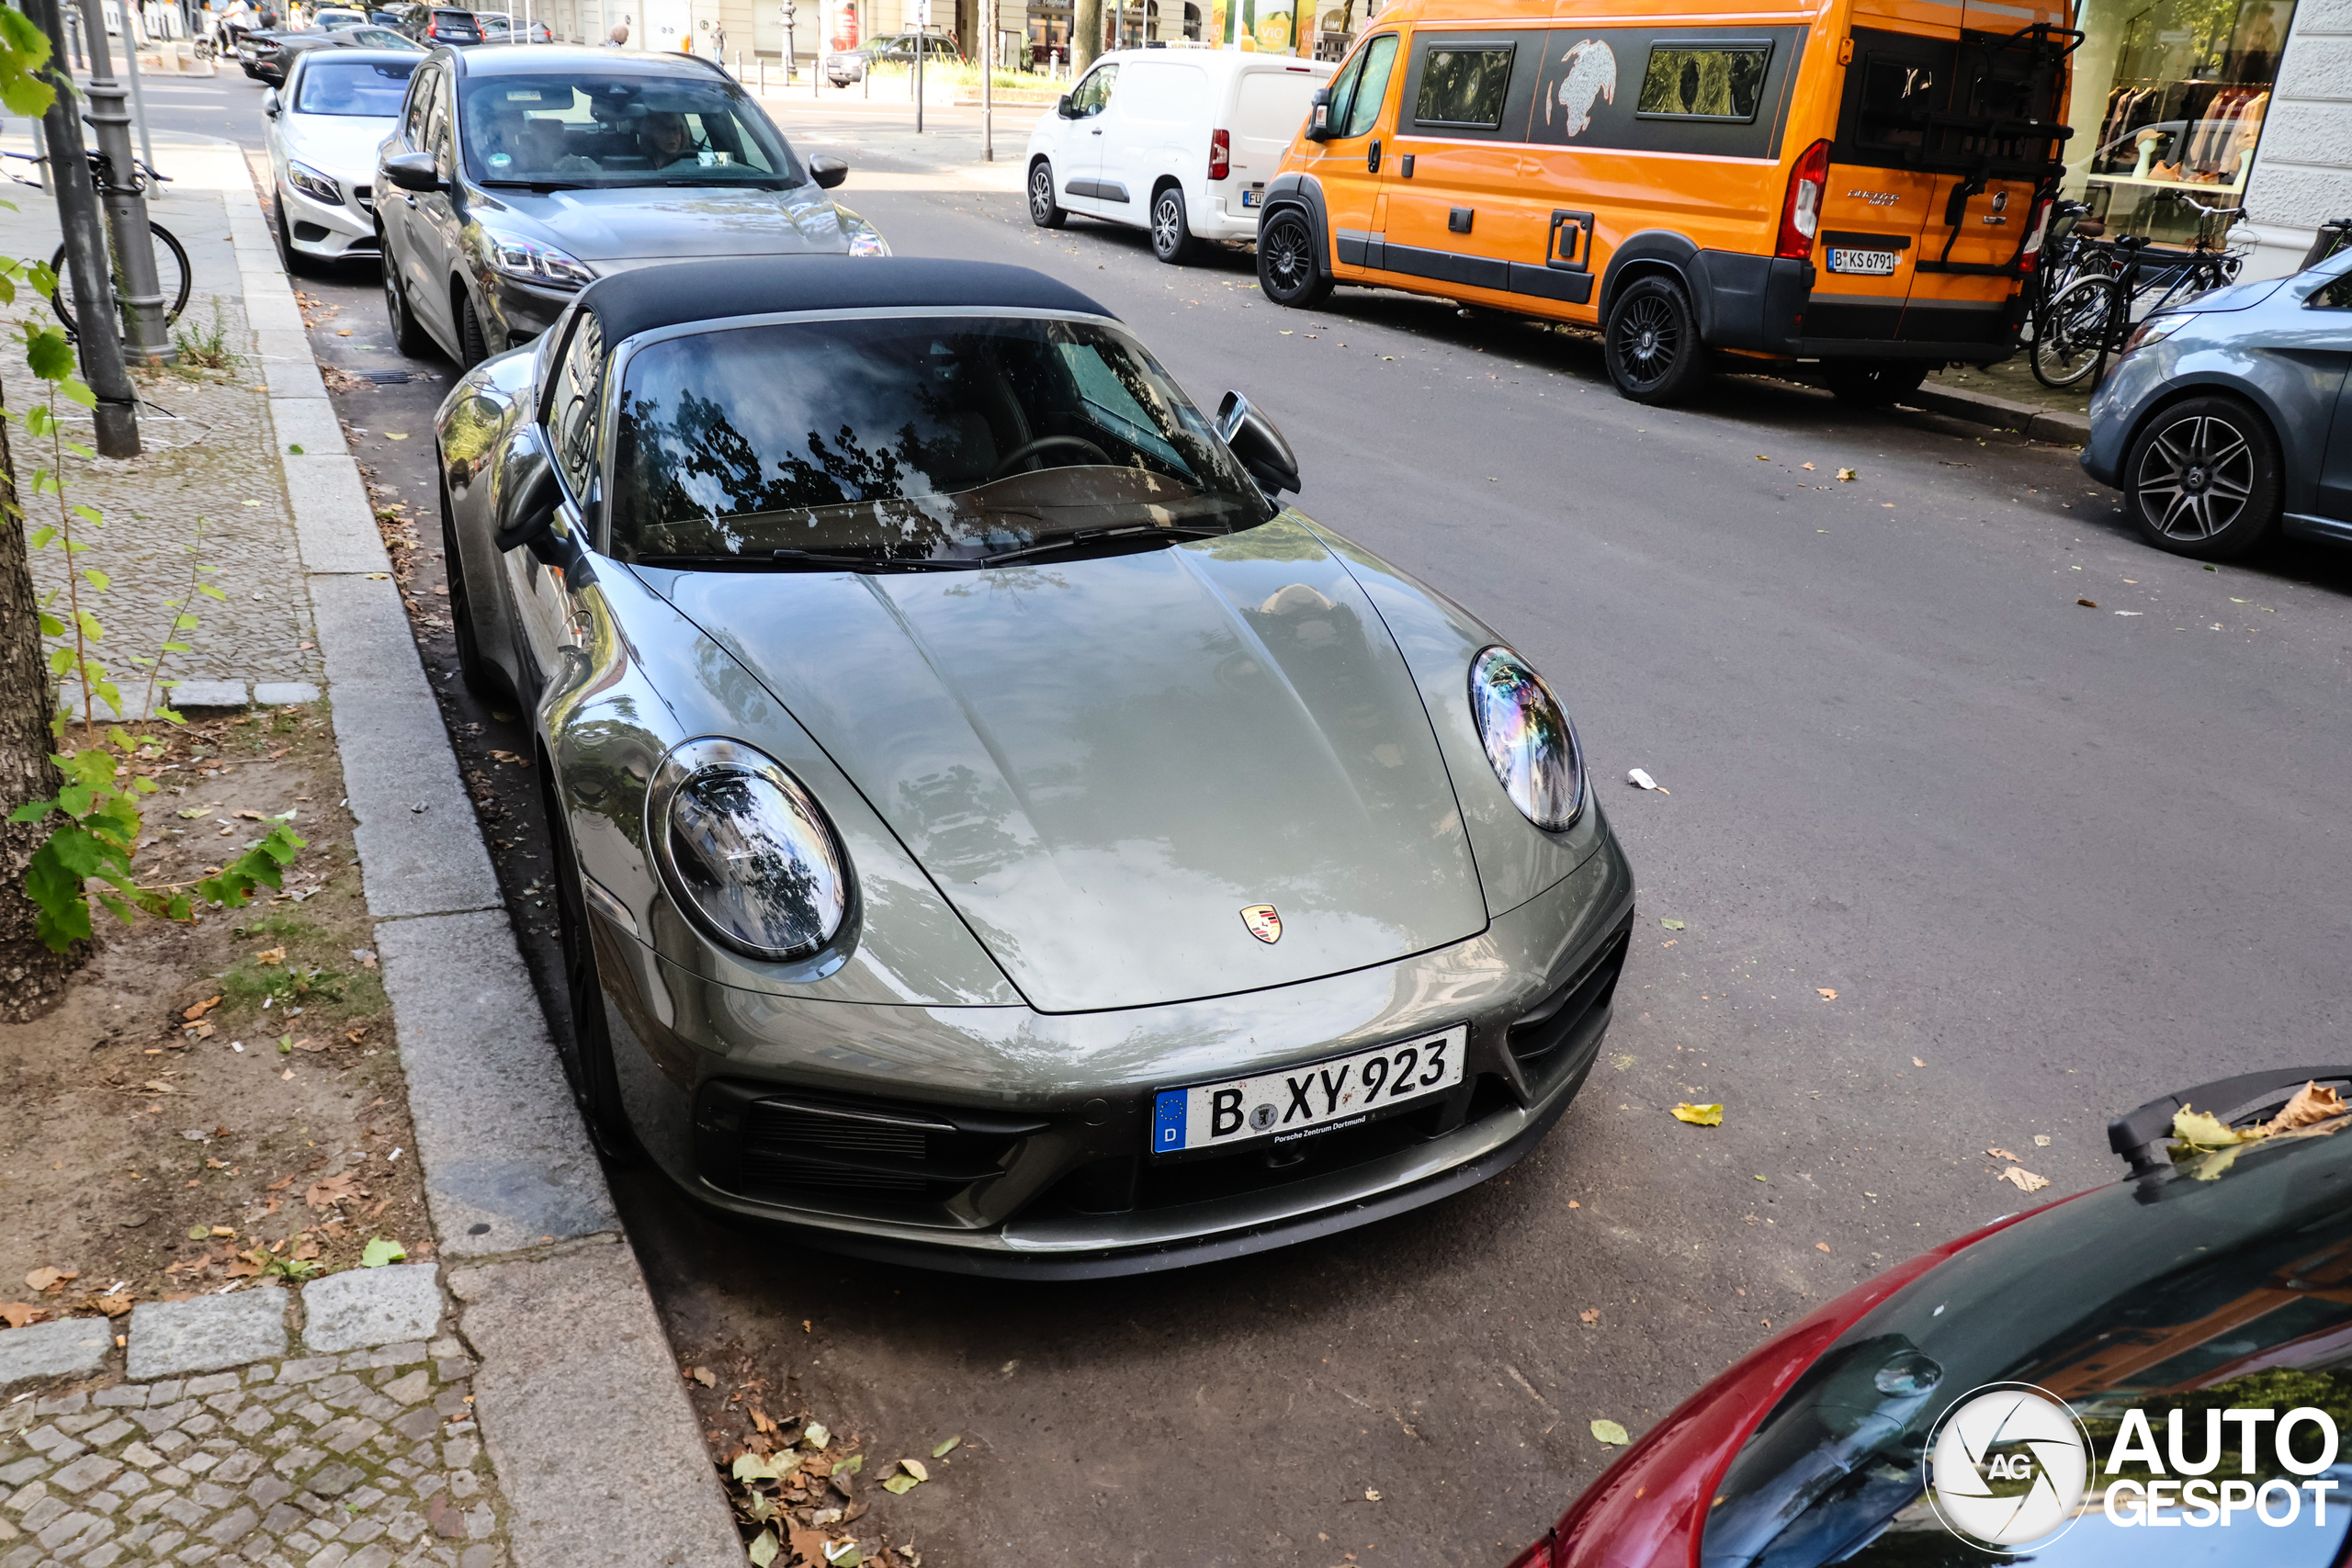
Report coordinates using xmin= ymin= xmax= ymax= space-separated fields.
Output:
xmin=1829 ymin=247 xmax=1900 ymax=276
xmin=1241 ymin=187 xmax=1262 ymax=208
xmin=1149 ymin=1024 xmax=1467 ymax=1156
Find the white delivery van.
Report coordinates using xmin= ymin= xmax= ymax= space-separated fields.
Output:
xmin=1024 ymin=47 xmax=1334 ymax=265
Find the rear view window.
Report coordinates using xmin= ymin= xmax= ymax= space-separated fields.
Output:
xmin=1415 ymin=45 xmax=1513 ymax=129
xmin=1636 ymin=41 xmax=1770 ymax=121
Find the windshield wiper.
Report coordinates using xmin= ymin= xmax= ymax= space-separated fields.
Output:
xmin=629 ymin=549 xmax=977 ymax=573
xmin=977 ymin=524 xmax=1228 ymax=568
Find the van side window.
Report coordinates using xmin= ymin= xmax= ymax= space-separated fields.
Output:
xmin=1636 ymin=41 xmax=1771 ymax=122
xmin=1415 ymin=44 xmax=1514 ymax=130
xmin=1069 ymin=63 xmax=1118 ymax=118
xmin=1339 ymin=35 xmax=1398 ymax=139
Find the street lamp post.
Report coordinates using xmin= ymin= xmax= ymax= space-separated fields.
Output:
xmin=912 ymin=0 xmax=923 ymax=134
xmin=74 ymin=0 xmax=173 ymax=368
xmin=780 ymin=0 xmax=793 ymax=80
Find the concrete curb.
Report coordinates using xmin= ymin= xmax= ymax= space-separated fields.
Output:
xmin=191 ymin=138 xmax=742 ymax=1568
xmin=1905 ymin=381 xmax=2092 ymax=446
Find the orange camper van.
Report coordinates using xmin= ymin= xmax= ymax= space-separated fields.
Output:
xmin=1255 ymin=0 xmax=2076 ymax=405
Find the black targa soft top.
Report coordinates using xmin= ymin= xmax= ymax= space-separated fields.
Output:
xmin=575 ymin=256 xmax=1117 ymax=350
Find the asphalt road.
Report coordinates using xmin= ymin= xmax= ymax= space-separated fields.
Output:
xmin=139 ymin=66 xmax=2352 ymax=1568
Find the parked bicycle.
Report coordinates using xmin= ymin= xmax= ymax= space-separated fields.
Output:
xmin=1 ymin=148 xmax=194 ymax=344
xmin=2030 ymin=191 xmax=2245 ymax=390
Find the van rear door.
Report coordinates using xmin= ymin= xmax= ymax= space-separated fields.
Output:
xmin=1227 ymin=62 xmax=1325 ymax=218
xmin=1816 ymin=26 xmax=1947 ymax=350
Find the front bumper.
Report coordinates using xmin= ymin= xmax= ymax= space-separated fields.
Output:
xmin=594 ymin=829 xmax=1636 ymax=1276
xmin=278 ymin=171 xmax=379 ymax=259
xmin=479 ymin=267 xmax=579 ymax=346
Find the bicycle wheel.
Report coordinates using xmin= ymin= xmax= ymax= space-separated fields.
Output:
xmin=49 ymin=223 xmax=194 ymax=343
xmin=2031 ymin=275 xmax=2119 ymax=390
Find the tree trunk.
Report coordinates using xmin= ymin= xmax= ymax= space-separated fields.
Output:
xmin=0 ymin=404 xmax=87 ymax=1021
xmin=1074 ymin=0 xmax=1102 ymax=69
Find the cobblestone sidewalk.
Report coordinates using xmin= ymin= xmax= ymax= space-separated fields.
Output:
xmin=2 ymin=1266 xmax=509 ymax=1568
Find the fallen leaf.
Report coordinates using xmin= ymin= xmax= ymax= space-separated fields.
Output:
xmin=306 ymin=1172 xmax=360 ymax=1210
xmin=1670 ymin=1102 xmax=1724 ymax=1127
xmin=2265 ymin=1081 xmax=2350 ymax=1134
xmin=361 ymin=1236 xmax=405 ymax=1269
xmin=803 ymin=1421 xmax=831 ymax=1450
xmin=1986 ymin=1146 xmax=2020 ymax=1162
xmin=1816 ymin=988 xmax=1838 ymax=1000
xmin=932 ymin=1436 xmax=961 ymax=1459
xmin=266 ymin=1174 xmax=294 ymax=1191
xmin=1802 ymin=462 xmax=1816 ymax=471
xmin=1591 ymin=1419 xmax=1631 ymax=1446
xmin=385 ymin=432 xmax=410 ymax=440
xmin=25 ymin=1267 xmax=77 ymax=1294
xmin=2171 ymin=1107 xmax=2259 ymax=1155
xmin=1837 ymin=468 xmax=1857 ymax=481
xmin=176 ymin=807 xmax=213 ymax=820
xmin=233 ymin=809 xmax=266 ymax=821
xmin=1912 ymin=1057 xmax=1926 ymax=1067
xmin=0 ymin=1303 xmax=49 ymax=1327
xmin=748 ymin=1530 xmax=780 ymax=1568
xmin=2001 ymin=1166 xmax=2051 ymax=1193
xmin=1659 ymin=918 xmax=1686 ymax=931
xmin=2077 ymin=598 xmax=2098 ymax=608
xmin=899 ymin=1459 xmax=928 ymax=1483
xmin=752 ymin=1408 xmax=779 ymax=1436
xmin=1815 ymin=1242 xmax=1831 ymax=1253
xmin=787 ymin=1526 xmax=832 ymax=1566
xmin=290 ymin=1237 xmax=322 ymax=1261
xmin=254 ymin=946 xmax=287 ymax=965
xmin=183 ymin=996 xmax=221 ymax=1020
xmin=880 ymin=1475 xmax=920 ymax=1495
xmin=836 ymin=1454 xmax=863 ymax=1478
xmin=209 ymin=1225 xmax=234 ymax=1237
xmin=94 ymin=1292 xmax=133 ymax=1317
xmin=1578 ymin=1309 xmax=1600 ymax=1325
xmin=487 ymin=750 xmax=532 ymax=767
xmin=2033 ymin=1134 xmax=2052 ymax=1147
xmin=1364 ymin=1488 xmax=1383 ymax=1502
xmin=688 ymin=1364 xmax=718 ymax=1388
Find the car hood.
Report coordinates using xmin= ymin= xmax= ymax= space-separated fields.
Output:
xmin=283 ymin=114 xmax=397 ymax=181
xmin=646 ymin=517 xmax=1490 ymax=1013
xmin=470 ymin=183 xmax=854 ymax=262
xmin=2178 ymin=276 xmax=2285 ymax=312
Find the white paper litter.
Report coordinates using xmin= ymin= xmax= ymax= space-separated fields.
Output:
xmin=1627 ymin=768 xmax=1668 ymax=794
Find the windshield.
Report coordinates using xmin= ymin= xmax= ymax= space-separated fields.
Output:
xmin=608 ymin=315 xmax=1269 ymax=567
xmin=294 ymin=56 xmax=417 ymax=114
xmin=458 ymin=73 xmax=799 ymax=187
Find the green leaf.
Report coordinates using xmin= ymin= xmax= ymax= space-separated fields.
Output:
xmin=879 ymin=1475 xmax=919 ymax=1495
xmin=70 ymin=503 xmax=102 ymax=525
xmin=81 ymin=567 xmax=110 ymax=592
xmin=746 ymin=1531 xmax=779 ymax=1568
xmin=288 ymin=444 xmax=304 ymax=455
xmin=360 ymin=1237 xmax=406 ymax=1268
xmin=1659 ymin=918 xmax=1686 ymax=931
xmin=198 ymin=583 xmax=227 ymax=601
xmin=834 ymin=1454 xmax=862 ymax=1477
xmin=55 ymin=378 xmax=96 ymax=410
xmin=1590 ymin=1418 xmax=1631 ymax=1446
xmin=24 ymin=326 xmax=73 ymax=381
xmin=931 ymin=1436 xmax=961 ymax=1459
xmin=28 ymin=524 xmax=54 ymax=548
xmin=6 ymin=800 xmax=55 ymax=824
xmin=161 ymin=641 xmax=191 ymax=654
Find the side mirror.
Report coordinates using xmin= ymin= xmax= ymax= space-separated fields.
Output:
xmin=382 ymin=149 xmax=444 ymax=192
xmin=263 ymin=87 xmax=282 ymax=117
xmin=491 ymin=422 xmax=563 ymax=556
xmin=1057 ymin=93 xmax=1074 ymax=118
xmin=1216 ymin=390 xmax=1299 ymax=498
xmin=807 ymin=154 xmax=848 ymax=189
xmin=1306 ymin=86 xmax=1331 ymax=141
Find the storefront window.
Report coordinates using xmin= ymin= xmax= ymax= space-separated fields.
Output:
xmin=2067 ymin=0 xmax=2291 ymax=245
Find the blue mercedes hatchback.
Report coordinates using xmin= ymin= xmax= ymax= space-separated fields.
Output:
xmin=2083 ymin=243 xmax=2352 ymax=560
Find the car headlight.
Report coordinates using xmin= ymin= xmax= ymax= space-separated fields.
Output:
xmin=1468 ymin=646 xmax=1583 ymax=832
xmin=843 ymin=221 xmax=890 ymax=257
xmin=651 ymin=742 xmax=849 ymax=961
xmin=286 ymin=161 xmax=342 ymax=204
xmin=2118 ymin=310 xmax=2189 ymax=357
xmin=484 ymin=231 xmax=596 ymax=290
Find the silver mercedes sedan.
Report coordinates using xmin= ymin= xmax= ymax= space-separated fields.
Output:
xmin=436 ymin=255 xmax=1635 ymax=1276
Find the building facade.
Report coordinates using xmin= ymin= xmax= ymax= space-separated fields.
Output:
xmin=2060 ymin=0 xmax=2349 ymax=277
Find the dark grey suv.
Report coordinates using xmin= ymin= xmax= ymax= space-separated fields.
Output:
xmin=2082 ymin=239 xmax=2352 ymax=560
xmin=374 ymin=45 xmax=887 ymax=367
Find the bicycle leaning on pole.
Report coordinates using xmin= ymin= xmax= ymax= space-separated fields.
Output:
xmin=1 ymin=146 xmax=193 ymax=343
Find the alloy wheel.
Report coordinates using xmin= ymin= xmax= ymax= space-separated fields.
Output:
xmin=1029 ymin=164 xmax=1053 ymax=222
xmin=1263 ymin=216 xmax=1309 ymax=288
xmin=2133 ymin=413 xmax=2256 ymax=543
xmin=1612 ymin=292 xmax=1679 ymax=389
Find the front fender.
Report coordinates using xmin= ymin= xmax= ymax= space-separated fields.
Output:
xmin=542 ymin=561 xmax=1024 ymax=1023
xmin=1261 ymin=171 xmax=1333 ymax=282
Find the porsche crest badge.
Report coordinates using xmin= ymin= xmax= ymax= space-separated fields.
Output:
xmin=1241 ymin=904 xmax=1283 ymax=944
